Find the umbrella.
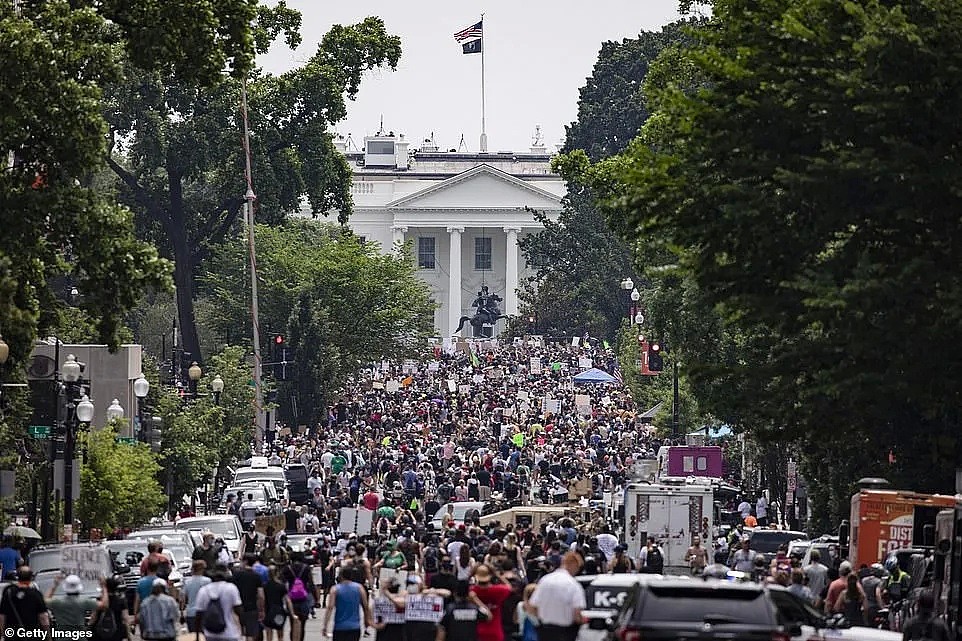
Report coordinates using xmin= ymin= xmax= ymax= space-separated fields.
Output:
xmin=4 ymin=525 xmax=41 ymax=539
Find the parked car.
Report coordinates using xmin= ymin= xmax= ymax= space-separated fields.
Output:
xmin=174 ymin=515 xmax=244 ymax=558
xmin=27 ymin=544 xmax=122 ymax=620
xmin=233 ymin=467 xmax=287 ymax=497
xmin=217 ymin=483 xmax=280 ymax=516
xmin=768 ymin=585 xmax=903 ymax=641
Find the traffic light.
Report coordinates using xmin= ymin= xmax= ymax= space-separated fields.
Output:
xmin=273 ymin=334 xmax=285 ymax=346
xmin=146 ymin=416 xmax=163 ymax=453
xmin=648 ymin=341 xmax=664 ymax=372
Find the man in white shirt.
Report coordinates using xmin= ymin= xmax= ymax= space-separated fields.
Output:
xmin=238 ymin=493 xmax=259 ymax=529
xmin=320 ymin=449 xmax=335 ymax=477
xmin=737 ymin=498 xmax=753 ymax=521
xmin=595 ymin=525 xmax=619 ymax=569
xmin=756 ymin=495 xmax=769 ymax=527
xmin=529 ymin=552 xmax=586 ymax=641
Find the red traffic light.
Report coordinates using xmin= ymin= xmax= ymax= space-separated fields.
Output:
xmin=274 ymin=334 xmax=285 ymax=345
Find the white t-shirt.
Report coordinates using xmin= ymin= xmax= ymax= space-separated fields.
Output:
xmin=737 ymin=501 xmax=752 ymax=518
xmin=321 ymin=451 xmax=335 ymax=470
xmin=195 ymin=580 xmax=242 ymax=640
xmin=756 ymin=497 xmax=768 ymax=519
xmin=529 ymin=569 xmax=585 ymax=626
xmin=596 ymin=533 xmax=619 ymax=562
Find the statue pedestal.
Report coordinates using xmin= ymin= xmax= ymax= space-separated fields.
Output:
xmin=473 ymin=324 xmax=494 ymax=338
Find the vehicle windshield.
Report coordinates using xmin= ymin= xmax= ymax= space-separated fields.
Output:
xmin=749 ymin=532 xmax=808 ymax=554
xmin=179 ymin=520 xmax=239 ymax=540
xmin=638 ymin=586 xmax=771 ymax=624
xmin=35 ymin=571 xmax=102 ymax=597
xmin=27 ymin=550 xmax=64 ymax=575
xmin=235 ymin=470 xmax=284 ymax=482
xmin=225 ymin=487 xmax=268 ymax=501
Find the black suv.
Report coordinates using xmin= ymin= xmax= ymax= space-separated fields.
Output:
xmin=592 ymin=579 xmax=796 ymax=641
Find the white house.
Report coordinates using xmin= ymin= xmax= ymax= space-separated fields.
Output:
xmin=326 ymin=129 xmax=565 ymax=337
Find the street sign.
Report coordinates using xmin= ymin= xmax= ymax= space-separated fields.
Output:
xmin=116 ymin=437 xmax=137 ymax=445
xmin=28 ymin=425 xmax=50 ymax=439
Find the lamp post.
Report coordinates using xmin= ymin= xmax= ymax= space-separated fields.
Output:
xmin=0 ymin=336 xmax=8 ymax=365
xmin=188 ymin=361 xmax=202 ymax=399
xmin=61 ymin=354 xmax=91 ymax=529
xmin=134 ymin=375 xmax=149 ymax=441
xmin=211 ymin=375 xmax=224 ymax=406
xmin=106 ymin=399 xmax=124 ymax=422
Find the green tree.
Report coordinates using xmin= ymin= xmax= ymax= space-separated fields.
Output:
xmin=200 ymin=222 xmax=434 ymax=425
xmin=606 ymin=0 xmax=962 ymax=510
xmin=106 ymin=12 xmax=402 ymax=364
xmin=78 ymin=421 xmax=166 ymax=531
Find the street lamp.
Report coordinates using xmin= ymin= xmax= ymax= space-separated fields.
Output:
xmin=106 ymin=398 xmax=124 ymax=422
xmin=630 ymin=288 xmax=640 ymax=302
xmin=134 ymin=375 xmax=149 ymax=442
xmin=0 ymin=336 xmax=8 ymax=364
xmin=620 ymin=278 xmax=634 ymax=291
xmin=188 ymin=361 xmax=202 ymax=398
xmin=76 ymin=395 xmax=94 ymax=423
xmin=65 ymin=392 xmax=94 ymax=529
xmin=210 ymin=375 xmax=224 ymax=406
xmin=634 ymin=312 xmax=645 ymax=325
xmin=62 ymin=354 xmax=81 ymax=383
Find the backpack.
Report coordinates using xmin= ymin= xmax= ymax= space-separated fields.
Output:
xmin=646 ymin=546 xmax=664 ymax=573
xmin=289 ymin=566 xmax=309 ymax=602
xmin=423 ymin=545 xmax=440 ymax=573
xmin=202 ymin=592 xmax=227 ymax=634
xmin=156 ymin=558 xmax=172 ymax=580
xmin=93 ymin=607 xmax=118 ymax=638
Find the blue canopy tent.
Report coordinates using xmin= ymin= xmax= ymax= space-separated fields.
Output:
xmin=573 ymin=367 xmax=619 ymax=384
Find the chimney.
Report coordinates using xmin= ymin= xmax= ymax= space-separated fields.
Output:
xmin=395 ymin=133 xmax=410 ymax=169
xmin=333 ymin=134 xmax=346 ymax=153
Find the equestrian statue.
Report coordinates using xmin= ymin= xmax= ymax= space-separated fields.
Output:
xmin=455 ymin=286 xmax=509 ymax=337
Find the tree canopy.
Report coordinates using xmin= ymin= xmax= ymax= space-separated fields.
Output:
xmin=106 ymin=13 xmax=402 ymax=364
xmin=604 ymin=0 xmax=962 ymax=516
xmin=200 ymin=221 xmax=434 ymax=426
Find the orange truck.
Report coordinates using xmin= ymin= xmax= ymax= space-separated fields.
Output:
xmin=849 ymin=480 xmax=956 ymax=568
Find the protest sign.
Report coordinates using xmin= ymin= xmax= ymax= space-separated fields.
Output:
xmin=542 ymin=398 xmax=561 ymax=414
xmin=385 ymin=380 xmax=400 ymax=393
xmin=517 ymin=390 xmax=530 ymax=401
xmin=405 ymin=594 xmax=445 ymax=623
xmin=578 ymin=357 xmax=593 ymax=370
xmin=428 ymin=362 xmax=439 ymax=372
xmin=61 ymin=546 xmax=107 ymax=581
xmin=447 ymin=379 xmax=457 ymax=393
xmin=571 ymin=336 xmax=580 ymax=347
xmin=529 ymin=357 xmax=542 ymax=375
xmin=459 ymin=384 xmax=472 ymax=395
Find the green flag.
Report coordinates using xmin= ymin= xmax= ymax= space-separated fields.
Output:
xmin=512 ymin=432 xmax=525 ymax=448
xmin=603 ymin=340 xmax=611 ymax=350
xmin=470 ymin=350 xmax=480 ymax=367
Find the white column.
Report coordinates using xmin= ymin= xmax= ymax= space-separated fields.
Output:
xmin=391 ymin=225 xmax=407 ymax=254
xmin=447 ymin=226 xmax=464 ymax=335
xmin=504 ymin=227 xmax=521 ymax=316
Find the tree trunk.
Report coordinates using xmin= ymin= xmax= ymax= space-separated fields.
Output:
xmin=166 ymin=171 xmax=203 ymax=365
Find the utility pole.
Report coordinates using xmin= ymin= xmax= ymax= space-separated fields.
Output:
xmin=671 ymin=358 xmax=680 ymax=437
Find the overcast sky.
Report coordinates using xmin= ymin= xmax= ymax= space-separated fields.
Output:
xmin=259 ymin=0 xmax=681 ymax=153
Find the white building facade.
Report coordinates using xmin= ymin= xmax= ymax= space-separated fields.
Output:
xmin=331 ymin=132 xmax=564 ymax=337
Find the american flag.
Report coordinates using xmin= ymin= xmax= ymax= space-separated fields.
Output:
xmin=613 ymin=363 xmax=625 ymax=386
xmin=454 ymin=20 xmax=483 ymax=42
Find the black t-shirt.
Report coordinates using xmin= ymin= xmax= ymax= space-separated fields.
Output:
xmin=440 ymin=600 xmax=484 ymax=641
xmin=0 ymin=585 xmax=48 ymax=629
xmin=263 ymin=581 xmax=288 ymax=610
xmin=475 ymin=470 xmax=491 ymax=488
xmin=429 ymin=573 xmax=459 ymax=605
xmin=284 ymin=509 xmax=300 ymax=532
xmin=231 ymin=568 xmax=263 ymax=611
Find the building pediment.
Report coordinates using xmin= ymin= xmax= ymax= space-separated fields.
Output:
xmin=386 ymin=164 xmax=562 ymax=210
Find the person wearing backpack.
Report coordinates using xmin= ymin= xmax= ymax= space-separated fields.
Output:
xmin=422 ymin=540 xmax=442 ymax=587
xmin=902 ymin=589 xmax=952 ymax=641
xmin=90 ymin=577 xmax=130 ymax=641
xmin=194 ymin=565 xmax=243 ymax=641
xmin=639 ymin=537 xmax=664 ymax=574
xmin=283 ymin=552 xmax=318 ymax=641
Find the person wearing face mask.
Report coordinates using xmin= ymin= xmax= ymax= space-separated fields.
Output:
xmin=0 ymin=566 xmax=50 ymax=634
xmin=401 ymin=575 xmax=455 ymax=641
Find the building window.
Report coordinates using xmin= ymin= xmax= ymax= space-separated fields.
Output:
xmin=475 ymin=236 xmax=492 ymax=271
xmin=417 ymin=237 xmax=436 ymax=269
xmin=367 ymin=141 xmax=395 ymax=155
xmin=358 ymin=236 xmax=367 ymax=245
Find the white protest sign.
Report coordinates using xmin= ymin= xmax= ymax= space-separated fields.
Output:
xmin=385 ymin=380 xmax=400 ymax=394
xmin=459 ymin=384 xmax=472 ymax=395
xmin=472 ymin=374 xmax=484 ymax=384
xmin=529 ymin=357 xmax=542 ymax=375
xmin=571 ymin=336 xmax=580 ymax=347
xmin=428 ymin=362 xmax=439 ymax=372
xmin=447 ymin=379 xmax=457 ymax=393
xmin=575 ymin=394 xmax=591 ymax=415
xmin=381 ymin=361 xmax=390 ymax=372
xmin=374 ymin=597 xmax=406 ymax=625
xmin=542 ymin=398 xmax=561 ymax=414
xmin=61 ymin=546 xmax=107 ymax=581
xmin=517 ymin=390 xmax=530 ymax=401
xmin=578 ymin=357 xmax=593 ymax=370
xmin=405 ymin=594 xmax=445 ymax=623
xmin=485 ymin=367 xmax=502 ymax=380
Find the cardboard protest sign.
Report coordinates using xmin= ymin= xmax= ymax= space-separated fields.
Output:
xmin=61 ymin=546 xmax=107 ymax=581
xmin=529 ymin=357 xmax=542 ymax=375
xmin=385 ymin=380 xmax=400 ymax=393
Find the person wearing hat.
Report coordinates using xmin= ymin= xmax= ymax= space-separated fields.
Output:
xmin=137 ymin=579 xmax=179 ymax=641
xmin=193 ymin=531 xmax=220 ymax=575
xmin=44 ymin=573 xmax=95 ymax=632
xmin=469 ymin=564 xmax=513 ymax=641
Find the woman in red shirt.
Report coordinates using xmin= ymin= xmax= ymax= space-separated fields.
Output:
xmin=469 ymin=564 xmax=513 ymax=641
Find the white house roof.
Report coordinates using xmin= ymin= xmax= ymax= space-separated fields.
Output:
xmin=385 ymin=163 xmax=563 ymax=210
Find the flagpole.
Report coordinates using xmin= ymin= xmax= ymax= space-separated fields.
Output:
xmin=479 ymin=13 xmax=487 ymax=152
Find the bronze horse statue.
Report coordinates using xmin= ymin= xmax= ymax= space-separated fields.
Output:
xmin=455 ymin=308 xmax=509 ymax=337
